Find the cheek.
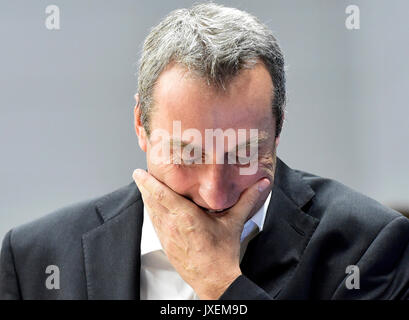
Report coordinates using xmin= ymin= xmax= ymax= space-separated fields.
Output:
xmin=147 ymin=162 xmax=197 ymax=196
xmin=165 ymin=169 xmax=196 ymax=195
xmin=231 ymin=152 xmax=275 ymax=192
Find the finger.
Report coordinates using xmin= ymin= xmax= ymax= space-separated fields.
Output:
xmin=226 ymin=178 xmax=271 ymax=227
xmin=136 ymin=181 xmax=154 ymax=212
xmin=142 ymin=190 xmax=189 ymax=255
xmin=132 ymin=169 xmax=197 ymax=215
xmin=142 ymin=190 xmax=169 ymax=232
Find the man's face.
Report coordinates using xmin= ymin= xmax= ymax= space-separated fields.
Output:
xmin=135 ymin=62 xmax=278 ymax=215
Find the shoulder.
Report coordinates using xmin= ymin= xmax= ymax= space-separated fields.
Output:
xmin=0 ymin=182 xmax=140 ymax=299
xmin=285 ymin=166 xmax=409 ymax=299
xmin=6 ymin=182 xmax=139 ymax=255
xmin=296 ymin=169 xmax=409 ymax=246
xmin=299 ymin=170 xmax=401 ymax=223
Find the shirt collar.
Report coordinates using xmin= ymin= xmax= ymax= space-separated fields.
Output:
xmin=252 ymin=190 xmax=271 ymax=232
xmin=141 ymin=191 xmax=272 ymax=255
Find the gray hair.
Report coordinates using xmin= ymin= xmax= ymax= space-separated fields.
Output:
xmin=137 ymin=2 xmax=286 ymax=137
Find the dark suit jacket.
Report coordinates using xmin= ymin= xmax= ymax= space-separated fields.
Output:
xmin=1 ymin=158 xmax=409 ymax=300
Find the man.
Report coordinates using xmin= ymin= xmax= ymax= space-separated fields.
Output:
xmin=1 ymin=3 xmax=409 ymax=300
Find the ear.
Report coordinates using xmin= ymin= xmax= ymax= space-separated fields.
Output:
xmin=275 ymin=112 xmax=285 ymax=147
xmin=275 ymin=135 xmax=280 ymax=148
xmin=133 ymin=93 xmax=148 ymax=152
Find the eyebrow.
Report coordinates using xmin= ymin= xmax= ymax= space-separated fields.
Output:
xmin=235 ymin=131 xmax=268 ymax=151
xmin=168 ymin=131 xmax=269 ymax=155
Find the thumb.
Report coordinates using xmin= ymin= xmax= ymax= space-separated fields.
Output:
xmin=226 ymin=178 xmax=271 ymax=227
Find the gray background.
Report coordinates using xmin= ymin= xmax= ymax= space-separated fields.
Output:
xmin=1 ymin=0 xmax=408 ymax=241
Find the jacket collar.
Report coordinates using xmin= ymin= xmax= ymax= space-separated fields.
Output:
xmin=82 ymin=183 xmax=144 ymax=299
xmin=240 ymin=158 xmax=319 ymax=298
xmin=81 ymin=157 xmax=319 ymax=299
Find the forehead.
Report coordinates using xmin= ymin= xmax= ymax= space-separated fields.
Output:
xmin=150 ymin=62 xmax=274 ymax=133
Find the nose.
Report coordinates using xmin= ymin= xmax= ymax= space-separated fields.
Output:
xmin=198 ymin=164 xmax=236 ymax=210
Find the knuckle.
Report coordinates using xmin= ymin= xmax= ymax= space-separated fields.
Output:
xmin=144 ymin=193 xmax=153 ymax=204
xmin=247 ymin=188 xmax=260 ymax=204
xmin=153 ymin=188 xmax=165 ymax=202
xmin=151 ymin=214 xmax=161 ymax=227
xmin=169 ymin=225 xmax=179 ymax=238
xmin=249 ymin=192 xmax=259 ymax=206
xmin=174 ymin=205 xmax=188 ymax=215
xmin=180 ymin=212 xmax=196 ymax=230
xmin=184 ymin=214 xmax=195 ymax=226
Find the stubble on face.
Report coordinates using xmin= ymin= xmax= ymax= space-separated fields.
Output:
xmin=258 ymin=144 xmax=277 ymax=185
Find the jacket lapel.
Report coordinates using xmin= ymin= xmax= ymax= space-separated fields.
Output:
xmin=240 ymin=158 xmax=320 ymax=298
xmin=81 ymin=183 xmax=144 ymax=300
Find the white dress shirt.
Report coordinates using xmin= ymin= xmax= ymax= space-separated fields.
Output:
xmin=139 ymin=191 xmax=272 ymax=300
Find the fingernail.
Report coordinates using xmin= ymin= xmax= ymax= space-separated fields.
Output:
xmin=258 ymin=178 xmax=270 ymax=192
xmin=133 ymin=169 xmax=143 ymax=180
